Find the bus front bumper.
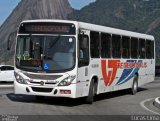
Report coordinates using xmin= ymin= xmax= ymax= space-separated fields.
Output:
xmin=14 ymin=81 xmax=76 ymax=98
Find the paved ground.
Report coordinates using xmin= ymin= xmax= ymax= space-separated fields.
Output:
xmin=0 ymin=78 xmax=160 ymax=115
xmin=0 ymin=79 xmax=160 ymax=116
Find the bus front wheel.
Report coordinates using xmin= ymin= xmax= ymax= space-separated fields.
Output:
xmin=85 ymin=79 xmax=96 ymax=104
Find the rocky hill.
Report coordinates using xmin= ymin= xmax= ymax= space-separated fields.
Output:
xmin=1 ymin=0 xmax=160 ymax=65
xmin=68 ymin=0 xmax=160 ymax=64
xmin=0 ymin=0 xmax=72 ymax=64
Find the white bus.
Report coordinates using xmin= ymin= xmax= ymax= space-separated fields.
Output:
xmin=13 ymin=20 xmax=155 ymax=103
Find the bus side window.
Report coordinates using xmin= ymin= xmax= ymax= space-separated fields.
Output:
xmin=101 ymin=33 xmax=111 ymax=58
xmin=78 ymin=34 xmax=89 ymax=67
xmin=146 ymin=40 xmax=152 ymax=59
xmin=151 ymin=41 xmax=154 ymax=59
xmin=122 ymin=36 xmax=130 ymax=58
xmin=139 ymin=39 xmax=146 ymax=59
xmin=112 ymin=34 xmax=121 ymax=58
xmin=90 ymin=31 xmax=100 ymax=58
xmin=131 ymin=37 xmax=138 ymax=59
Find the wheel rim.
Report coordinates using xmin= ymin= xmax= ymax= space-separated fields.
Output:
xmin=133 ymin=81 xmax=137 ymax=93
xmin=92 ymin=84 xmax=95 ymax=97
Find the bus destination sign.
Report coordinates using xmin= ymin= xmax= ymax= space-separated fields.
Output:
xmin=19 ymin=22 xmax=76 ymax=35
xmin=31 ymin=25 xmax=69 ymax=33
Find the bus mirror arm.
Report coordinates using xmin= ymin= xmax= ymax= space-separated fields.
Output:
xmin=78 ymin=30 xmax=85 ymax=40
xmin=7 ymin=41 xmax=10 ymax=50
xmin=7 ymin=34 xmax=12 ymax=51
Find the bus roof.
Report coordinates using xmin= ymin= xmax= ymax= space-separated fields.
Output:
xmin=78 ymin=22 xmax=154 ymax=40
xmin=21 ymin=19 xmax=154 ymax=40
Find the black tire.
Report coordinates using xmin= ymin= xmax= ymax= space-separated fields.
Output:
xmin=86 ymin=79 xmax=96 ymax=104
xmin=131 ymin=75 xmax=138 ymax=95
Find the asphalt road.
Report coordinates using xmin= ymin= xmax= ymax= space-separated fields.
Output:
xmin=0 ymin=78 xmax=160 ymax=116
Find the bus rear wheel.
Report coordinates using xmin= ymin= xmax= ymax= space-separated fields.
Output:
xmin=131 ymin=75 xmax=138 ymax=95
xmin=85 ymin=79 xmax=97 ymax=104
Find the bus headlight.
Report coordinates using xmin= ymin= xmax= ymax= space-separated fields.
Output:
xmin=58 ymin=75 xmax=76 ymax=86
xmin=15 ymin=73 xmax=28 ymax=84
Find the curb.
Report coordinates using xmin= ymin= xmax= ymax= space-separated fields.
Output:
xmin=153 ymin=97 xmax=160 ymax=109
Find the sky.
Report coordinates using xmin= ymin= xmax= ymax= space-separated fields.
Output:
xmin=0 ymin=0 xmax=95 ymax=25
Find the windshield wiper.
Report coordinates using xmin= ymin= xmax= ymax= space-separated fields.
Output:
xmin=42 ymin=35 xmax=61 ymax=60
xmin=49 ymin=35 xmax=61 ymax=48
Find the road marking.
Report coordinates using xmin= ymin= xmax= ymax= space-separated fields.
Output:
xmin=140 ymin=98 xmax=160 ymax=115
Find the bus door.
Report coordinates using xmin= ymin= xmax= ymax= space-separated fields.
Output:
xmin=77 ymin=30 xmax=90 ymax=97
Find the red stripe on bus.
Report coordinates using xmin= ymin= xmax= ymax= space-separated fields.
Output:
xmin=101 ymin=60 xmax=120 ymax=86
xmin=108 ymin=60 xmax=120 ymax=86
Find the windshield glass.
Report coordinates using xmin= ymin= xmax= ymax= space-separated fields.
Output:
xmin=16 ymin=35 xmax=76 ymax=72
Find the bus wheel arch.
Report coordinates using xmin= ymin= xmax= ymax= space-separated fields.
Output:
xmin=86 ymin=76 xmax=98 ymax=104
xmin=91 ymin=76 xmax=98 ymax=94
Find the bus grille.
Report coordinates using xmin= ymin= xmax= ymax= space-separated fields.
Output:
xmin=31 ymin=87 xmax=53 ymax=93
xmin=24 ymin=73 xmax=62 ymax=80
xmin=30 ymin=82 xmax=57 ymax=85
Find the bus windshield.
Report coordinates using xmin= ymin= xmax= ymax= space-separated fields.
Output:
xmin=16 ymin=35 xmax=76 ymax=73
